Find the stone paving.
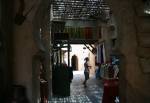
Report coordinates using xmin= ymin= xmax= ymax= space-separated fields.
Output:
xmin=49 ymin=71 xmax=103 ymax=103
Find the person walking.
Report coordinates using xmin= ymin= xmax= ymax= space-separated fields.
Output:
xmin=83 ymin=57 xmax=91 ymax=87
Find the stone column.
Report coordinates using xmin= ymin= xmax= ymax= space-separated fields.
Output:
xmin=41 ymin=10 xmax=52 ymax=100
xmin=31 ymin=0 xmax=51 ymax=102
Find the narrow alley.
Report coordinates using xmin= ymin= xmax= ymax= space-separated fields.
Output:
xmin=49 ymin=71 xmax=103 ymax=103
xmin=1 ymin=0 xmax=150 ymax=103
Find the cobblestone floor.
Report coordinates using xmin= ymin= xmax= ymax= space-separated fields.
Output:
xmin=49 ymin=71 xmax=103 ymax=103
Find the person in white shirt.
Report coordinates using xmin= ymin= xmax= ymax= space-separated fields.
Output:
xmin=83 ymin=57 xmax=91 ymax=87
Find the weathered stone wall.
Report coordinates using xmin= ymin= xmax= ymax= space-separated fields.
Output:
xmin=13 ymin=0 xmax=51 ymax=102
xmin=13 ymin=21 xmax=38 ymax=102
xmin=11 ymin=0 xmax=150 ymax=103
xmin=105 ymin=0 xmax=150 ymax=102
xmin=32 ymin=0 xmax=52 ymax=102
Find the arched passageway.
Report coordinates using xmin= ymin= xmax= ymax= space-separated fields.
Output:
xmin=51 ymin=0 xmax=117 ymax=102
xmin=48 ymin=0 xmax=150 ymax=102
xmin=0 ymin=0 xmax=150 ymax=103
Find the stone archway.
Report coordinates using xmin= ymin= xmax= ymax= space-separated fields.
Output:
xmin=34 ymin=0 xmax=150 ymax=102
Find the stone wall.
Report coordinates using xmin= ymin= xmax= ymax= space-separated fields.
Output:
xmin=13 ymin=0 xmax=51 ymax=102
xmin=105 ymin=0 xmax=150 ymax=102
xmin=10 ymin=0 xmax=150 ymax=103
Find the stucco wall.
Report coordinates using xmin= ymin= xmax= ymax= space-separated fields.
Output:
xmin=13 ymin=0 xmax=50 ymax=102
xmin=13 ymin=21 xmax=37 ymax=101
xmin=11 ymin=0 xmax=150 ymax=103
xmin=105 ymin=0 xmax=150 ymax=102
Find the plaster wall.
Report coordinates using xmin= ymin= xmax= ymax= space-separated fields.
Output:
xmin=11 ymin=0 xmax=150 ymax=103
xmin=105 ymin=0 xmax=150 ymax=102
xmin=13 ymin=22 xmax=37 ymax=102
xmin=13 ymin=0 xmax=50 ymax=102
xmin=101 ymin=25 xmax=112 ymax=61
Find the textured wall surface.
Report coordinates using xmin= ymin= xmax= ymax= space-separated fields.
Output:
xmin=105 ymin=0 xmax=150 ymax=103
xmin=11 ymin=0 xmax=150 ymax=103
xmin=13 ymin=0 xmax=50 ymax=102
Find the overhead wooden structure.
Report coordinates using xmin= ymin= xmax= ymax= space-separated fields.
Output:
xmin=52 ymin=0 xmax=110 ymax=21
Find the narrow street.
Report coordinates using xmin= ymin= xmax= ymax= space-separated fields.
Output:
xmin=49 ymin=71 xmax=103 ymax=103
